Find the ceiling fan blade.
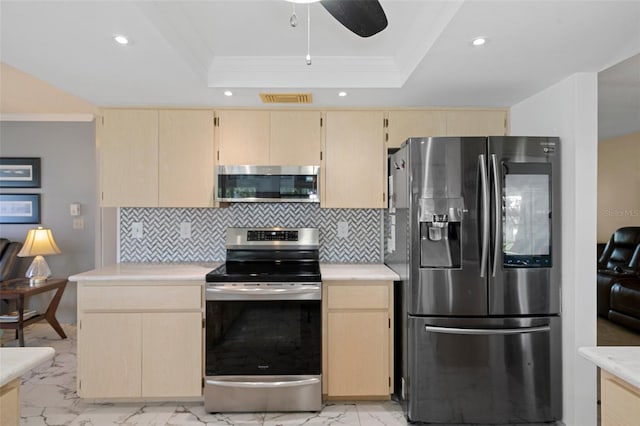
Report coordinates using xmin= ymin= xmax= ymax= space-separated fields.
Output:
xmin=319 ymin=0 xmax=388 ymax=38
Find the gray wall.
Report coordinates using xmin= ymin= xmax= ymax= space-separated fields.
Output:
xmin=0 ymin=121 xmax=96 ymax=323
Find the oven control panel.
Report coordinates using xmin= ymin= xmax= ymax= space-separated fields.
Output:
xmin=247 ymin=230 xmax=298 ymax=241
xmin=226 ymin=227 xmax=319 ymax=249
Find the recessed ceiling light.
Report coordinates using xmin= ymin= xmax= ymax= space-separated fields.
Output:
xmin=472 ymin=37 xmax=487 ymax=46
xmin=113 ymin=35 xmax=129 ymax=45
xmin=338 ymin=91 xmax=348 ymax=97
xmin=224 ymin=91 xmax=233 ymax=97
xmin=285 ymin=0 xmax=321 ymax=4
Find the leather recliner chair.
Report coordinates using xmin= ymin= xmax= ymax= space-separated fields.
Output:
xmin=0 ymin=238 xmax=25 ymax=282
xmin=596 ymin=227 xmax=640 ymax=317
xmin=597 ymin=226 xmax=640 ymax=318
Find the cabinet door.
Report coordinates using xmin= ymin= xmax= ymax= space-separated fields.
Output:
xmin=327 ymin=310 xmax=389 ymax=397
xmin=270 ymin=111 xmax=322 ymax=165
xmin=78 ymin=313 xmax=142 ymax=398
xmin=446 ymin=110 xmax=508 ymax=136
xmin=159 ymin=110 xmax=215 ymax=207
xmin=601 ymin=370 xmax=640 ymax=426
xmin=100 ymin=109 xmax=158 ymax=207
xmin=142 ymin=312 xmax=203 ymax=397
xmin=387 ymin=110 xmax=447 ymax=149
xmin=324 ymin=111 xmax=385 ymax=208
xmin=324 ymin=281 xmax=393 ymax=399
xmin=215 ymin=110 xmax=270 ymax=165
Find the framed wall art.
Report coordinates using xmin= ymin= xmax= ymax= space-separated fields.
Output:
xmin=0 ymin=157 xmax=41 ymax=188
xmin=0 ymin=193 xmax=41 ymax=224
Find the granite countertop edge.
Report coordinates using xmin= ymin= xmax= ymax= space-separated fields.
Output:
xmin=578 ymin=346 xmax=640 ymax=389
xmin=0 ymin=347 xmax=55 ymax=387
xmin=68 ymin=262 xmax=399 ymax=282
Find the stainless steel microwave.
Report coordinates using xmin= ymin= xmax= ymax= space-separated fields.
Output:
xmin=216 ymin=165 xmax=320 ymax=203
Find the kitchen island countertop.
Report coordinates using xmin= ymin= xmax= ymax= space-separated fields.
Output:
xmin=0 ymin=347 xmax=55 ymax=387
xmin=578 ymin=346 xmax=640 ymax=389
xmin=69 ymin=262 xmax=399 ymax=282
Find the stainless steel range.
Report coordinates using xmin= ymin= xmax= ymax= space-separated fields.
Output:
xmin=204 ymin=227 xmax=322 ymax=413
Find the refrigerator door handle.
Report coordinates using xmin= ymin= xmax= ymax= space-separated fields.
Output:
xmin=425 ymin=325 xmax=550 ymax=335
xmin=478 ymin=154 xmax=490 ymax=277
xmin=490 ymin=154 xmax=500 ymax=277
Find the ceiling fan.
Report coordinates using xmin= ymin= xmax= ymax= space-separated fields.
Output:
xmin=287 ymin=0 xmax=388 ymax=38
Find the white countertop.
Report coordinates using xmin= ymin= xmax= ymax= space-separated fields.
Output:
xmin=69 ymin=262 xmax=399 ymax=282
xmin=578 ymin=346 xmax=640 ymax=389
xmin=320 ymin=263 xmax=399 ymax=281
xmin=68 ymin=262 xmax=222 ymax=281
xmin=0 ymin=347 xmax=55 ymax=387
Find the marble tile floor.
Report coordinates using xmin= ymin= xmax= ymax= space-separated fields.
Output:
xmin=0 ymin=323 xmax=407 ymax=426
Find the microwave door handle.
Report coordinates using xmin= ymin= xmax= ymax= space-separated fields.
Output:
xmin=478 ymin=154 xmax=489 ymax=278
xmin=490 ymin=154 xmax=500 ymax=277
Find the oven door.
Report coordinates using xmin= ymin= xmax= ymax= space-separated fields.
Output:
xmin=204 ymin=283 xmax=322 ymax=412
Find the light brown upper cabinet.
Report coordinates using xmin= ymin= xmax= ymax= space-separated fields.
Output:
xmin=386 ymin=110 xmax=447 ymax=149
xmin=215 ymin=110 xmax=322 ymax=166
xmin=159 ymin=110 xmax=215 ymax=207
xmin=100 ymin=109 xmax=159 ymax=207
xmin=215 ymin=110 xmax=270 ymax=165
xmin=100 ymin=108 xmax=216 ymax=208
xmin=270 ymin=110 xmax=322 ymax=165
xmin=445 ymin=109 xmax=508 ymax=136
xmin=385 ymin=109 xmax=508 ymax=149
xmin=323 ymin=111 xmax=386 ymax=208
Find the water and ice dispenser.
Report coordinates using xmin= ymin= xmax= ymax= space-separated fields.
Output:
xmin=419 ymin=199 xmax=463 ymax=268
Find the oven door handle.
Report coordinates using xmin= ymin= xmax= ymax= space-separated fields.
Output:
xmin=206 ymin=377 xmax=320 ymax=389
xmin=205 ymin=285 xmax=321 ymax=300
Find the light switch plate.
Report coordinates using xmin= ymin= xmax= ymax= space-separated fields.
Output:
xmin=70 ymin=202 xmax=81 ymax=216
xmin=131 ymin=222 xmax=143 ymax=239
xmin=337 ymin=221 xmax=349 ymax=238
xmin=179 ymin=222 xmax=191 ymax=239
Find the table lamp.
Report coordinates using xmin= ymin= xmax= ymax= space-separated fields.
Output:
xmin=17 ymin=226 xmax=62 ymax=284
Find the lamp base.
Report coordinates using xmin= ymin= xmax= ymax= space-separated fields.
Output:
xmin=25 ymin=255 xmax=52 ymax=285
xmin=29 ymin=276 xmax=48 ymax=285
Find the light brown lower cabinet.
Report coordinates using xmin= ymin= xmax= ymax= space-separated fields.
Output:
xmin=601 ymin=370 xmax=640 ymax=426
xmin=0 ymin=378 xmax=19 ymax=426
xmin=77 ymin=282 xmax=203 ymax=399
xmin=323 ymin=280 xmax=393 ymax=399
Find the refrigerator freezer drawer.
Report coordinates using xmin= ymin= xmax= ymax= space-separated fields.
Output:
xmin=407 ymin=316 xmax=562 ymax=424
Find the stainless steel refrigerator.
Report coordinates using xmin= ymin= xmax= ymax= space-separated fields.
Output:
xmin=385 ymin=136 xmax=562 ymax=424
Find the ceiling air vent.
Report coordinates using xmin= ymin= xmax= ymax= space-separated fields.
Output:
xmin=260 ymin=93 xmax=313 ymax=104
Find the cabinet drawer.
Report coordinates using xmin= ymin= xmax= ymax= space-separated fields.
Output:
xmin=327 ymin=282 xmax=389 ymax=310
xmin=80 ymin=285 xmax=201 ymax=311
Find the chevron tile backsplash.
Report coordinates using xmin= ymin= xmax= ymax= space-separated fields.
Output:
xmin=120 ymin=204 xmax=383 ymax=263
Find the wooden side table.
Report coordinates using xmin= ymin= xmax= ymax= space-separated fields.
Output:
xmin=0 ymin=278 xmax=68 ymax=347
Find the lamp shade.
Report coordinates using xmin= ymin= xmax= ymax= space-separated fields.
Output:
xmin=18 ymin=227 xmax=61 ymax=257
